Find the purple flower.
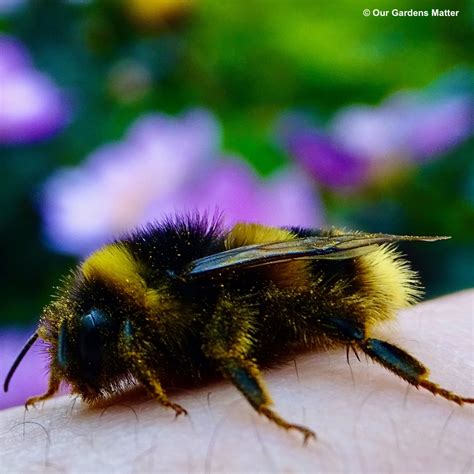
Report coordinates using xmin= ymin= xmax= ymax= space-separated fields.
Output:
xmin=330 ymin=103 xmax=410 ymax=163
xmin=147 ymin=158 xmax=322 ymax=228
xmin=403 ymin=95 xmax=473 ymax=159
xmin=0 ymin=35 xmax=70 ymax=145
xmin=42 ymin=109 xmax=323 ymax=255
xmin=0 ymin=35 xmax=30 ymax=74
xmin=0 ymin=329 xmax=70 ymax=409
xmin=278 ymin=77 xmax=473 ymax=191
xmin=276 ymin=114 xmax=369 ymax=190
xmin=0 ymin=329 xmax=47 ymax=410
xmin=0 ymin=0 xmax=25 ymax=15
xmin=331 ymin=92 xmax=473 ymax=163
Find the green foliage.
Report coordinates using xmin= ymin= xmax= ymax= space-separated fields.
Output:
xmin=0 ymin=0 xmax=473 ymax=324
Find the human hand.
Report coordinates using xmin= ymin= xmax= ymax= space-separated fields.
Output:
xmin=1 ymin=290 xmax=473 ymax=473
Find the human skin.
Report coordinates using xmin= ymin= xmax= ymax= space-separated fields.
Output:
xmin=0 ymin=290 xmax=473 ymax=473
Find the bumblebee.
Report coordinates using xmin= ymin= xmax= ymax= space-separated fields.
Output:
xmin=4 ymin=214 xmax=473 ymax=441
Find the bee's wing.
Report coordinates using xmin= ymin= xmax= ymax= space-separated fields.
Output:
xmin=184 ymin=233 xmax=449 ymax=277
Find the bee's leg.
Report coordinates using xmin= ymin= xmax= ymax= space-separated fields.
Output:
xmin=220 ymin=358 xmax=316 ymax=443
xmin=323 ymin=317 xmax=474 ymax=405
xmin=357 ymin=338 xmax=474 ymax=405
xmin=203 ymin=297 xmax=316 ymax=442
xmin=119 ymin=320 xmax=187 ymax=417
xmin=25 ymin=371 xmax=61 ymax=408
xmin=137 ymin=371 xmax=188 ymax=417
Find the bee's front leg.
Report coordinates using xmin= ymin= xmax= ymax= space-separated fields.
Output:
xmin=25 ymin=371 xmax=61 ymax=409
xmin=203 ymin=295 xmax=316 ymax=443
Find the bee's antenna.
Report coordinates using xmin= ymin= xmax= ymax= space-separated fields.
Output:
xmin=3 ymin=332 xmax=39 ymax=392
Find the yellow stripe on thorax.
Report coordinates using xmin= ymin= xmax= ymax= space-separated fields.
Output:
xmin=82 ymin=244 xmax=145 ymax=293
xmin=81 ymin=244 xmax=161 ymax=311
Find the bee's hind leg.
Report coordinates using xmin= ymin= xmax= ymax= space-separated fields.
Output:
xmin=203 ymin=295 xmax=316 ymax=443
xmin=358 ymin=338 xmax=474 ymax=405
xmin=323 ymin=317 xmax=474 ymax=405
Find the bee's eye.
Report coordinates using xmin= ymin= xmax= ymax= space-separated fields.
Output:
xmin=77 ymin=308 xmax=109 ymax=380
xmin=57 ymin=319 xmax=69 ymax=370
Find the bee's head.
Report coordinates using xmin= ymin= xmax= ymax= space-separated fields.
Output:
xmin=3 ymin=299 xmax=126 ymax=399
xmin=4 ymin=242 xmax=169 ymax=399
xmin=54 ymin=306 xmax=124 ymax=398
xmin=47 ymin=243 xmax=152 ymax=397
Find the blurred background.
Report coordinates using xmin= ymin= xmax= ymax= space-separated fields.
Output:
xmin=0 ymin=0 xmax=473 ymax=408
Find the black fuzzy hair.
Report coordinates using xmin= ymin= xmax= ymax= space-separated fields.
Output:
xmin=121 ymin=212 xmax=226 ymax=283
